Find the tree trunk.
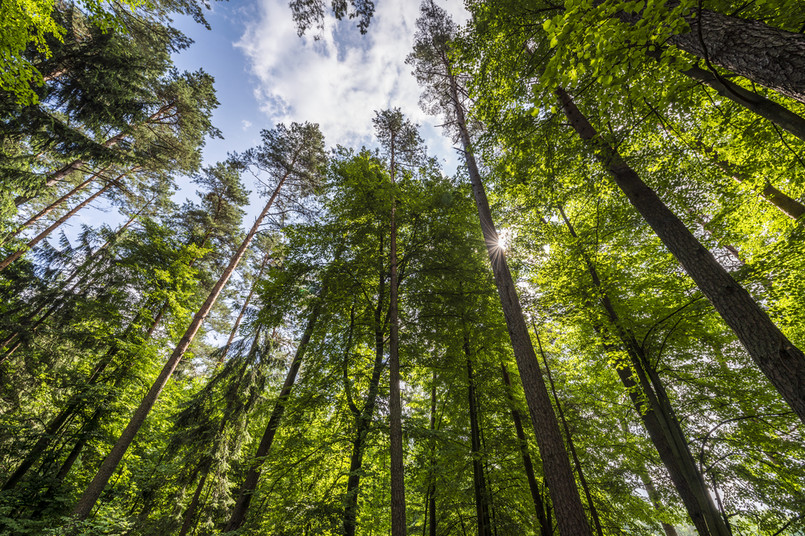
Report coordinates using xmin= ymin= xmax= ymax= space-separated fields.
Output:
xmin=639 ymin=469 xmax=680 ymax=536
xmin=500 ymin=363 xmax=551 ymax=536
xmin=0 ymin=172 xmax=126 ymax=272
xmin=536 ymin=335 xmax=604 ymax=536
xmin=557 ymin=204 xmax=732 ymax=536
xmin=557 ymin=87 xmax=805 ymax=424
xmin=218 ymin=249 xmax=272 ymax=365
xmin=388 ymin=139 xmax=407 ymax=536
xmin=446 ymin=66 xmax=593 ymax=536
xmin=464 ymin=334 xmax=491 ymax=536
xmin=224 ymin=287 xmax=327 ymax=531
xmin=428 ymin=374 xmax=437 ymax=536
xmin=1 ymin=166 xmax=108 ymax=247
xmin=72 ymin=169 xmax=289 ymax=520
xmin=343 ymin=244 xmax=387 ymax=536
xmin=679 ymin=62 xmax=805 ymax=143
xmin=670 ymin=9 xmax=805 ymax=105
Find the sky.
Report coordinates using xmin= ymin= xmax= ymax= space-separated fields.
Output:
xmin=173 ymin=0 xmax=469 ymax=182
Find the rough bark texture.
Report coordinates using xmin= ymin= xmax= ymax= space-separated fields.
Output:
xmin=500 ymin=363 xmax=551 ymax=536
xmin=224 ymin=295 xmax=324 ymax=531
xmin=557 ymin=87 xmax=805 ymax=425
xmin=670 ymin=9 xmax=805 ymax=105
xmin=72 ymin=172 xmax=288 ymax=520
xmin=450 ymin=76 xmax=592 ymax=536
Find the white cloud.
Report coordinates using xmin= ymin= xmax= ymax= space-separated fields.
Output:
xmin=241 ymin=119 xmax=253 ymax=130
xmin=235 ymin=0 xmax=467 ymax=170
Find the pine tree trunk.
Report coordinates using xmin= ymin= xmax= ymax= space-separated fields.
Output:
xmin=464 ymin=334 xmax=491 ymax=536
xmin=0 ymin=174 xmax=123 ymax=272
xmin=446 ymin=67 xmax=593 ymax=536
xmin=500 ymin=363 xmax=551 ymax=536
xmin=1 ymin=166 xmax=108 ymax=247
xmin=218 ymin=249 xmax=271 ymax=365
xmin=557 ymin=87 xmax=805 ymax=424
xmin=224 ymin=288 xmax=327 ymax=531
xmin=670 ymin=9 xmax=805 ymax=105
xmin=72 ymin=170 xmax=289 ymax=520
xmin=178 ymin=470 xmax=208 ymax=536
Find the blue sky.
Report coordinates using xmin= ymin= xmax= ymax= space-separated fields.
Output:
xmin=172 ymin=0 xmax=467 ymax=178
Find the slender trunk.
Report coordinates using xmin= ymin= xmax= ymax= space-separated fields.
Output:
xmin=218 ymin=249 xmax=272 ymax=365
xmin=557 ymin=205 xmax=731 ymax=536
xmin=15 ymin=101 xmax=175 ymax=206
xmin=428 ymin=374 xmax=437 ymax=536
xmin=464 ymin=334 xmax=491 ymax=536
xmin=500 ymin=363 xmax=550 ymax=536
xmin=1 ymin=167 xmax=108 ymax=247
xmin=651 ymin=112 xmax=805 ymax=220
xmin=639 ymin=471 xmax=680 ymax=536
xmin=389 ymin=142 xmax=407 ymax=536
xmin=536 ymin=335 xmax=604 ymax=536
xmin=0 ymin=304 xmax=164 ymax=491
xmin=224 ymin=289 xmax=327 ymax=531
xmin=72 ymin=169 xmax=290 ymax=520
xmin=1 ymin=168 xmax=135 ymax=272
xmin=679 ymin=63 xmax=805 ymax=143
xmin=669 ymin=9 xmax=805 ymax=105
xmin=344 ymin=243 xmax=387 ymax=536
xmin=178 ymin=470 xmax=207 ymax=536
xmin=445 ymin=65 xmax=592 ymax=536
xmin=557 ymin=87 xmax=805 ymax=424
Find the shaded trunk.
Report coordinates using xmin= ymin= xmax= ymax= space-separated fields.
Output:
xmin=556 ymin=203 xmax=731 ymax=536
xmin=72 ymin=169 xmax=289 ymax=520
xmin=344 ymin=243 xmax=387 ymax=536
xmin=500 ymin=363 xmax=551 ymax=536
xmin=679 ymin=63 xmax=805 ymax=143
xmin=388 ymin=140 xmax=407 ymax=536
xmin=639 ymin=470 xmax=680 ymax=536
xmin=178 ymin=470 xmax=207 ymax=536
xmin=224 ymin=289 xmax=327 ymax=531
xmin=557 ymin=87 xmax=805 ymax=425
xmin=445 ymin=63 xmax=592 ymax=536
xmin=464 ymin=334 xmax=491 ymax=536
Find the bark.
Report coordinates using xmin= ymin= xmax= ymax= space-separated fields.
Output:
xmin=669 ymin=9 xmax=805 ymax=105
xmin=0 ymin=172 xmax=124 ymax=272
xmin=557 ymin=204 xmax=732 ymax=536
xmin=389 ymin=140 xmax=407 ymax=536
xmin=500 ymin=363 xmax=551 ymax=536
xmin=447 ymin=67 xmax=592 ymax=536
xmin=224 ymin=290 xmax=326 ymax=531
xmin=557 ymin=87 xmax=805 ymax=424
xmin=640 ymin=471 xmax=680 ymax=536
xmin=1 ymin=166 xmax=108 ymax=247
xmin=679 ymin=63 xmax=805 ymax=143
xmin=428 ymin=376 xmax=437 ymax=536
xmin=72 ymin=167 xmax=290 ymax=520
xmin=464 ymin=335 xmax=491 ymax=536
xmin=343 ymin=242 xmax=387 ymax=536
xmin=217 ymin=249 xmax=272 ymax=365
xmin=178 ymin=470 xmax=207 ymax=536
xmin=536 ymin=335 xmax=604 ymax=536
